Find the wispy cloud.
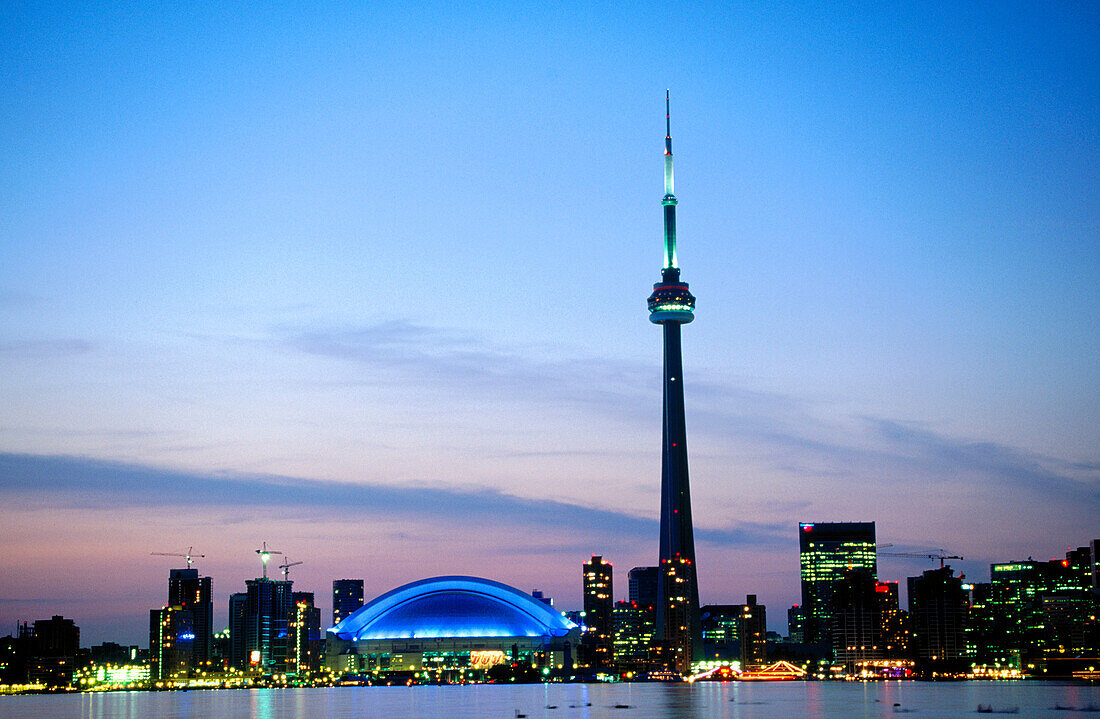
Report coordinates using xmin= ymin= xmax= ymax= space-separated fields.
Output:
xmin=0 ymin=453 xmax=786 ymax=549
xmin=282 ymin=320 xmax=653 ymax=408
xmin=280 ymin=320 xmax=1099 ymax=512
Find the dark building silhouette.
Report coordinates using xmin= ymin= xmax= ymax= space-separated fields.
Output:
xmin=89 ymin=642 xmax=135 ymax=666
xmin=831 ymin=569 xmax=879 ymax=673
xmin=700 ymin=604 xmax=741 ymax=660
xmin=332 ymin=579 xmax=364 ymax=626
xmin=699 ymin=596 xmax=766 ymax=668
xmin=0 ymin=626 xmax=33 ymax=684
xmin=628 ymin=566 xmax=658 ymax=607
xmin=908 ymin=566 xmax=970 ymax=675
xmin=739 ymin=595 xmax=767 ymax=670
xmin=26 ymin=616 xmax=80 ymax=687
xmin=875 ymin=581 xmax=908 ymax=661
xmin=1092 ymin=539 xmax=1099 ymax=591
xmin=150 ymin=605 xmax=194 ymax=682
xmin=648 ymin=92 xmax=702 ymax=674
xmin=798 ymin=521 xmax=877 ymax=645
xmin=787 ymin=605 xmax=807 ymax=643
xmin=582 ymin=555 xmax=614 ymax=671
xmin=289 ymin=591 xmax=322 ymax=676
xmin=168 ymin=567 xmax=213 ymax=669
xmin=229 ymin=577 xmax=293 ymax=672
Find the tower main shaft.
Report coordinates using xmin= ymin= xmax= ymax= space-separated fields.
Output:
xmin=647 ymin=92 xmax=701 ymax=675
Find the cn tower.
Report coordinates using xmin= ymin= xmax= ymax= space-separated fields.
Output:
xmin=647 ymin=91 xmax=702 ymax=674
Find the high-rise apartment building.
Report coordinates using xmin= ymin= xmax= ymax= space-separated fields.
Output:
xmin=875 ymin=581 xmax=908 ymax=660
xmin=332 ymin=579 xmax=364 ymax=626
xmin=150 ymin=605 xmax=194 ymax=682
xmin=288 ymin=592 xmax=322 ymax=676
xmin=798 ymin=521 xmax=877 ymax=645
xmin=168 ymin=568 xmax=213 ymax=668
xmin=583 ymin=555 xmax=614 ymax=670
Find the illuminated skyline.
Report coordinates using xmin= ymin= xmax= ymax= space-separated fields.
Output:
xmin=1 ymin=2 xmax=1097 ymax=645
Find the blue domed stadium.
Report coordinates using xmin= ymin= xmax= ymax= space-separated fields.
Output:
xmin=324 ymin=576 xmax=580 ymax=678
xmin=330 ymin=576 xmax=576 ymax=641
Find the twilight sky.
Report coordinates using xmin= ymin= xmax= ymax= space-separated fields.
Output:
xmin=1 ymin=2 xmax=1097 ymax=645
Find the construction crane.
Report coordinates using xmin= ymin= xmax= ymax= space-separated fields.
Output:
xmin=255 ymin=542 xmax=283 ymax=579
xmin=879 ymin=549 xmax=963 ymax=569
xmin=279 ymin=558 xmax=303 ymax=581
xmin=151 ymin=546 xmax=204 ymax=567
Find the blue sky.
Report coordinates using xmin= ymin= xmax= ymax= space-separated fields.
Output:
xmin=1 ymin=1 xmax=1097 ymax=644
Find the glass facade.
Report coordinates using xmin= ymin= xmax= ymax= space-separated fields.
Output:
xmin=798 ymin=522 xmax=877 ymax=645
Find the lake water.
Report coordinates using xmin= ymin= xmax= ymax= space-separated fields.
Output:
xmin=1 ymin=681 xmax=1098 ymax=719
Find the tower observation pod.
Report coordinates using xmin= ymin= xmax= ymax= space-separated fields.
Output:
xmin=647 ymin=92 xmax=696 ymax=325
xmin=648 ymin=91 xmax=702 ymax=675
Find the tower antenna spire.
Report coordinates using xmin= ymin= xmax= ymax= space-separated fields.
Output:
xmin=665 ymin=89 xmax=672 ymax=156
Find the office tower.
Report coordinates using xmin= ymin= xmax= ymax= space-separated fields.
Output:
xmin=628 ymin=567 xmax=658 ymax=607
xmin=830 ymin=569 xmax=879 ymax=673
xmin=149 ymin=606 xmax=194 ymax=682
xmin=531 ymin=590 xmax=554 ymax=607
xmin=739 ymin=595 xmax=767 ymax=670
xmin=798 ymin=521 xmax=877 ymax=644
xmin=908 ymin=566 xmax=970 ymax=674
xmin=648 ymin=92 xmax=702 ymax=674
xmin=583 ymin=555 xmax=614 ymax=670
xmin=332 ymin=579 xmax=364 ymax=626
xmin=612 ymin=600 xmax=654 ymax=673
xmin=288 ymin=592 xmax=322 ymax=676
xmin=700 ymin=605 xmax=740 ymax=660
xmin=168 ymin=568 xmax=213 ymax=668
xmin=787 ymin=605 xmax=807 ymax=643
xmin=981 ymin=547 xmax=1099 ymax=675
xmin=229 ymin=577 xmax=293 ymax=672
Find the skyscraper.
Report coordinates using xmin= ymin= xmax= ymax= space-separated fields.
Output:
xmin=168 ymin=568 xmax=213 ymax=669
xmin=288 ymin=591 xmax=322 ymax=676
xmin=798 ymin=521 xmax=877 ymax=645
xmin=228 ymin=577 xmax=293 ymax=672
xmin=582 ymin=555 xmax=614 ymax=671
xmin=648 ymin=91 xmax=702 ymax=674
xmin=908 ymin=565 xmax=970 ymax=675
xmin=150 ymin=605 xmax=194 ymax=682
xmin=332 ymin=579 xmax=364 ymax=626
